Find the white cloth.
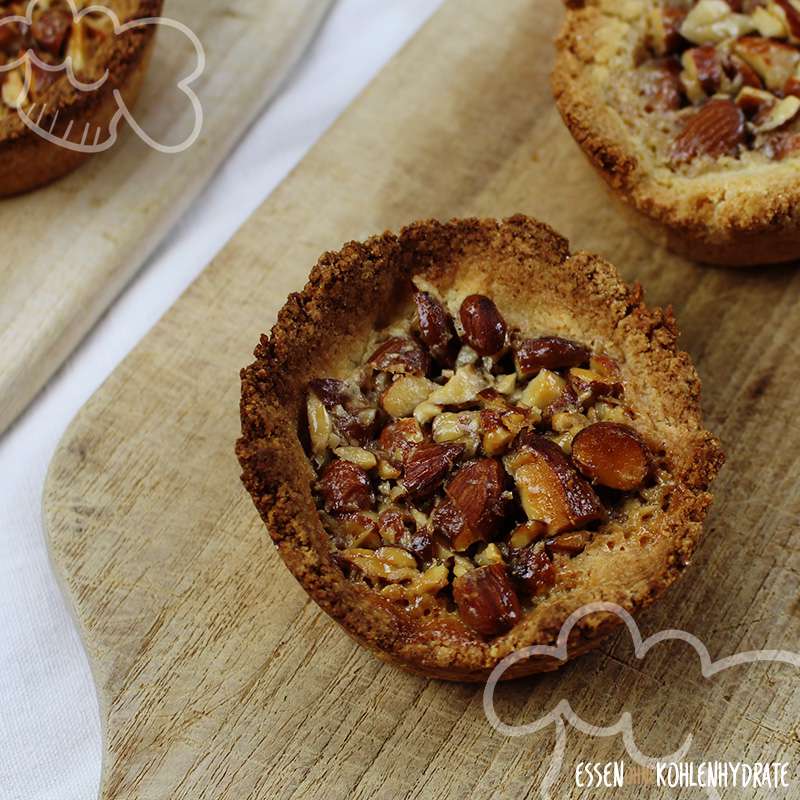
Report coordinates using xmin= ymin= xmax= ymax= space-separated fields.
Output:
xmin=0 ymin=2 xmax=443 ymax=797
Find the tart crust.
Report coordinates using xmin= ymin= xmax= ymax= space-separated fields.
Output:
xmin=237 ymin=215 xmax=723 ymax=682
xmin=0 ymin=0 xmax=161 ymax=196
xmin=552 ymin=0 xmax=800 ymax=266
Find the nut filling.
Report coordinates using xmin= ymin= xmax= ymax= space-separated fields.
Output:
xmin=640 ymin=0 xmax=800 ymax=162
xmin=305 ymin=285 xmax=667 ymax=638
xmin=0 ymin=0 xmax=114 ymax=112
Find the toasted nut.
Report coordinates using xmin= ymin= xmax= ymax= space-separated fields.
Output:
xmin=550 ymin=411 xmax=590 ymax=435
xmin=337 ymin=512 xmax=381 ymax=549
xmin=519 ymin=368 xmax=567 ymax=411
xmin=736 ymin=86 xmax=777 ymax=118
xmin=409 ymin=563 xmax=449 ymax=595
xmin=453 ymin=564 xmax=521 ymax=636
xmin=505 ymin=432 xmax=607 ymax=535
xmin=455 ymin=345 xmax=480 ymax=367
xmin=32 ymin=8 xmax=72 ymax=54
xmin=571 ymin=422 xmax=654 ymax=491
xmin=307 ymin=391 xmax=333 ymax=456
xmin=729 ymin=54 xmax=764 ymax=91
xmin=680 ymin=0 xmax=755 ymax=45
xmin=369 ymin=336 xmax=430 ymax=376
xmin=377 ymin=509 xmax=410 ymax=544
xmin=480 ymin=409 xmax=515 ymax=456
xmin=445 ymin=458 xmax=511 ymax=550
xmin=402 ymin=442 xmax=463 ymax=500
xmin=309 ymin=378 xmax=376 ymax=445
xmin=452 ymin=554 xmax=474 ymax=578
xmin=773 ymin=0 xmax=800 ymax=40
xmin=334 ymin=446 xmax=377 ymax=471
xmin=379 ymin=417 xmax=424 ymax=465
xmin=640 ymin=56 xmax=684 ymax=112
xmin=672 ymin=99 xmax=746 ymax=162
xmin=432 ymin=410 xmax=480 ymax=443
xmin=495 ymin=373 xmax=516 ymax=395
xmin=342 ymin=546 xmax=419 ymax=583
xmin=377 ymin=459 xmax=401 ymax=480
xmin=430 ymin=499 xmax=468 ymax=547
xmin=508 ymin=521 xmax=548 ymax=550
xmin=568 ymin=366 xmax=623 ymax=405
xmin=475 ymin=543 xmax=504 ymax=567
xmin=318 ymin=460 xmax=375 ymax=515
xmin=754 ymin=94 xmax=800 ymax=131
xmin=427 ymin=364 xmax=488 ymax=406
xmin=381 ymin=375 xmax=437 ymax=418
xmin=413 ymin=401 xmax=441 ymax=426
xmin=514 ymin=336 xmax=590 ymax=377
xmin=734 ymin=36 xmax=800 ymax=92
xmin=648 ymin=6 xmax=688 ymax=55
xmin=2 ymin=69 xmax=26 ymax=110
xmin=681 ymin=45 xmax=722 ymax=98
xmin=752 ymin=5 xmax=789 ymax=38
xmin=414 ymin=292 xmax=457 ymax=366
xmin=546 ymin=530 xmax=592 ymax=556
xmin=459 ymin=295 xmax=507 ymax=356
xmin=508 ymin=545 xmax=555 ymax=596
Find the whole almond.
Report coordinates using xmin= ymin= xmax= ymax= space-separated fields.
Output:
xmin=672 ymin=98 xmax=745 ymax=163
xmin=414 ymin=291 xmax=458 ymax=366
xmin=318 ymin=460 xmax=375 ymax=515
xmin=514 ymin=335 xmax=590 ymax=377
xmin=402 ymin=442 xmax=463 ymax=500
xmin=452 ymin=563 xmax=521 ymax=636
xmin=571 ymin=422 xmax=654 ymax=491
xmin=459 ymin=294 xmax=507 ymax=356
xmin=368 ymin=336 xmax=430 ymax=376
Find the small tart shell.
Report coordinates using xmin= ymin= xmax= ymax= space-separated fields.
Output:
xmin=0 ymin=0 xmax=161 ymax=196
xmin=552 ymin=0 xmax=800 ymax=267
xmin=237 ymin=215 xmax=723 ymax=682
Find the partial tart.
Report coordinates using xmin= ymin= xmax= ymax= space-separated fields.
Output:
xmin=553 ymin=0 xmax=800 ymax=266
xmin=237 ymin=216 xmax=723 ymax=682
xmin=0 ymin=0 xmax=161 ymax=196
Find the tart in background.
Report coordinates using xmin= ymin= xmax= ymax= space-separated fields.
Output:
xmin=553 ymin=0 xmax=800 ymax=266
xmin=237 ymin=216 xmax=723 ymax=682
xmin=0 ymin=0 xmax=162 ymax=196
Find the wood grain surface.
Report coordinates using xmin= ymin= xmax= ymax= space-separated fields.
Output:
xmin=0 ymin=0 xmax=332 ymax=434
xmin=44 ymin=0 xmax=800 ymax=797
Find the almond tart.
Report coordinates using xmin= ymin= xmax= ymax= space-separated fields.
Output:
xmin=237 ymin=216 xmax=723 ymax=682
xmin=0 ymin=0 xmax=161 ymax=196
xmin=553 ymin=0 xmax=800 ymax=266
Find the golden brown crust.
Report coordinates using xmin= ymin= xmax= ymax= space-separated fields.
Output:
xmin=552 ymin=0 xmax=800 ymax=266
xmin=237 ymin=215 xmax=724 ymax=682
xmin=0 ymin=0 xmax=161 ymax=196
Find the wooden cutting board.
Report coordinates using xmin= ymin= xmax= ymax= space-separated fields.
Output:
xmin=44 ymin=1 xmax=800 ymax=797
xmin=0 ymin=0 xmax=332 ymax=434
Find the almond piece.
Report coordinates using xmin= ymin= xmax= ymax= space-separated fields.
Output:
xmin=414 ymin=291 xmax=458 ymax=367
xmin=379 ymin=417 xmax=424 ymax=465
xmin=452 ymin=563 xmax=521 ymax=636
xmin=682 ymin=45 xmax=723 ymax=97
xmin=368 ymin=336 xmax=431 ymax=376
xmin=680 ymin=0 xmax=755 ymax=45
xmin=508 ymin=545 xmax=555 ymax=596
xmin=649 ymin=6 xmax=688 ymax=55
xmin=546 ymin=530 xmax=592 ymax=556
xmin=402 ymin=442 xmax=463 ymax=500
xmin=773 ymin=0 xmax=800 ymax=40
xmin=519 ymin=368 xmax=567 ymax=411
xmin=754 ymin=94 xmax=800 ymax=131
xmin=734 ymin=36 xmax=800 ymax=92
xmin=479 ymin=409 xmax=516 ymax=456
xmin=427 ymin=364 xmax=488 ymax=406
xmin=337 ymin=512 xmax=381 ymax=549
xmin=505 ymin=433 xmax=607 ymax=535
xmin=318 ymin=460 xmax=375 ymax=515
xmin=752 ymin=5 xmax=789 ymax=38
xmin=381 ymin=375 xmax=437 ymax=418
xmin=459 ymin=295 xmax=507 ymax=356
xmin=514 ymin=336 xmax=591 ymax=377
xmin=568 ymin=366 xmax=623 ymax=405
xmin=571 ymin=422 xmax=654 ymax=491
xmin=735 ymin=86 xmax=777 ymax=118
xmin=672 ymin=98 xmax=746 ymax=162
xmin=307 ymin=391 xmax=333 ymax=456
xmin=342 ymin=546 xmax=419 ymax=583
xmin=445 ymin=458 xmax=511 ymax=551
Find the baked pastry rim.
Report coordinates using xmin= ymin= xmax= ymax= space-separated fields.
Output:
xmin=236 ymin=215 xmax=724 ymax=682
xmin=552 ymin=0 xmax=800 ymax=265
